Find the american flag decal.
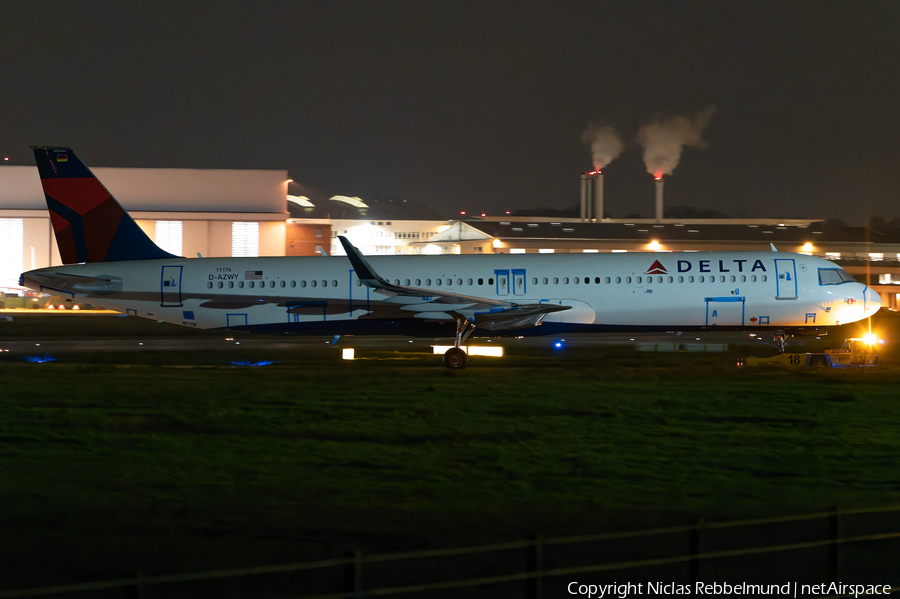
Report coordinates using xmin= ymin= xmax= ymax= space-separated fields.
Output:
xmin=244 ymin=270 xmax=263 ymax=280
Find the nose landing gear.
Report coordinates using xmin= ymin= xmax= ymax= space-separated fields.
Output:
xmin=444 ymin=319 xmax=476 ymax=369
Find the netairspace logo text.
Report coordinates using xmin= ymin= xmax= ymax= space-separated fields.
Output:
xmin=567 ymin=581 xmax=892 ymax=598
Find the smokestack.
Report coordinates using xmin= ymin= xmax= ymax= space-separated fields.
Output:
xmin=580 ymin=172 xmax=601 ymax=221
xmin=580 ymin=174 xmax=589 ymax=221
xmin=655 ymin=176 xmax=664 ymax=222
xmin=594 ymin=172 xmax=604 ymax=221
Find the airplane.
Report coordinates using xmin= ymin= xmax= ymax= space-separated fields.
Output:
xmin=19 ymin=146 xmax=881 ymax=368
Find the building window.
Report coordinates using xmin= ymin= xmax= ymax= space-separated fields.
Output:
xmin=539 ymin=249 xmax=554 ymax=254
xmin=869 ymin=253 xmax=884 ymax=261
xmin=510 ymin=249 xmax=526 ymax=254
xmin=0 ymin=218 xmax=23 ymax=288
xmin=826 ymin=252 xmax=841 ymax=260
xmin=155 ymin=221 xmax=183 ymax=256
xmin=315 ymin=228 xmax=323 ymax=238
xmin=232 ymin=222 xmax=259 ymax=257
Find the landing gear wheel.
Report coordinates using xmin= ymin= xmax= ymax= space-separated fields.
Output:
xmin=443 ymin=347 xmax=468 ymax=370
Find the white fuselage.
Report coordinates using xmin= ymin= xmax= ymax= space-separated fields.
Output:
xmin=21 ymin=251 xmax=880 ymax=333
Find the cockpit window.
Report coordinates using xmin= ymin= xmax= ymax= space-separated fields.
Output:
xmin=818 ymin=268 xmax=856 ymax=285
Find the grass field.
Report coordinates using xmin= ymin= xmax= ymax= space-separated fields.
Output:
xmin=1 ymin=313 xmax=899 ymax=592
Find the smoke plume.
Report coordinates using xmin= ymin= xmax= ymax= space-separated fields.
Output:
xmin=581 ymin=124 xmax=623 ymax=171
xmin=638 ymin=106 xmax=716 ymax=178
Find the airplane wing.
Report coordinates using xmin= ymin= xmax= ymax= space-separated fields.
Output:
xmin=338 ymin=236 xmax=570 ymax=330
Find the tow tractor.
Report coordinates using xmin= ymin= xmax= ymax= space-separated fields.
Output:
xmin=739 ymin=336 xmax=880 ymax=369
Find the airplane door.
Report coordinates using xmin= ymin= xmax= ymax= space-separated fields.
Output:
xmin=706 ymin=297 xmax=745 ymax=326
xmin=774 ymin=258 xmax=798 ymax=300
xmin=161 ymin=265 xmax=183 ymax=307
xmin=512 ymin=269 xmax=526 ymax=296
xmin=495 ymin=269 xmax=509 ymax=296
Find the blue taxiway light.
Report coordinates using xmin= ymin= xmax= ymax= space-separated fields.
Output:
xmin=23 ymin=355 xmax=58 ymax=363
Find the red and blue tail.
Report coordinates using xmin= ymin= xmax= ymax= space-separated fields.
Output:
xmin=31 ymin=146 xmax=178 ymax=264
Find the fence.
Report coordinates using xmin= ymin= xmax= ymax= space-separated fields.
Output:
xmin=2 ymin=505 xmax=899 ymax=598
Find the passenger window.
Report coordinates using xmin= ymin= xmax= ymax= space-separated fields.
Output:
xmin=585 ymin=277 xmax=589 ymax=284
xmin=436 ymin=279 xmax=442 ymax=286
xmin=356 ymin=280 xmax=361 ymax=287
xmin=563 ymin=277 xmax=570 ymax=284
xmin=207 ymin=282 xmax=213 ymax=289
xmin=322 ymin=280 xmax=328 ymax=287
xmin=761 ymin=275 xmax=768 ymax=282
xmin=405 ymin=279 xmax=410 ymax=286
xmin=710 ymin=278 xmax=716 ymax=284
xmin=595 ymin=277 xmax=600 ymax=284
xmin=311 ymin=280 xmax=317 ymax=287
xmin=729 ymin=276 xmax=735 ymax=283
xmin=604 ymin=277 xmax=610 ymax=284
xmin=333 ymin=280 xmax=338 ymax=287
xmin=229 ymin=281 xmax=234 ymax=288
xmin=677 ymin=276 xmax=683 ymax=283
xmin=666 ymin=276 xmax=672 ymax=283
xmin=426 ymin=279 xmax=432 ymax=285
xmin=489 ymin=278 xmax=494 ymax=284
xmin=688 ymin=276 xmax=694 ymax=283
xmin=393 ymin=279 xmax=399 ymax=285
xmin=415 ymin=279 xmax=421 ymax=286
xmin=751 ymin=275 xmax=757 ymax=282
xmin=615 ymin=277 xmax=621 ymax=284
xmin=456 ymin=279 xmax=462 ymax=286
xmin=543 ymin=277 xmax=548 ymax=284
xmin=249 ymin=281 xmax=255 ymax=288
xmin=477 ymin=278 xmax=483 ymax=285
xmin=740 ymin=275 xmax=746 ymax=283
xmin=446 ymin=279 xmax=452 ymax=286
xmin=719 ymin=276 xmax=725 ymax=283
xmin=280 ymin=281 xmax=286 ymax=288
xmin=553 ymin=277 xmax=559 ymax=284
xmin=626 ymin=276 xmax=632 ymax=284
xmin=238 ymin=281 xmax=244 ymax=288
xmin=468 ymin=278 xmax=473 ymax=285
xmin=290 ymin=281 xmax=296 ymax=288
xmin=574 ymin=277 xmax=580 ymax=284
xmin=698 ymin=276 xmax=704 ymax=283
xmin=301 ymin=280 xmax=307 ymax=287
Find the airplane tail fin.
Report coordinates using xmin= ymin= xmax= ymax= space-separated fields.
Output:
xmin=31 ymin=146 xmax=178 ymax=264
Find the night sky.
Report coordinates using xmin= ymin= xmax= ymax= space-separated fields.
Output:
xmin=1 ymin=1 xmax=898 ymax=223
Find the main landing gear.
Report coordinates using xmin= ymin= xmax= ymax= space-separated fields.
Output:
xmin=444 ymin=319 xmax=476 ymax=370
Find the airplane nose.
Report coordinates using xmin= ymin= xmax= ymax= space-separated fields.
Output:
xmin=866 ymin=286 xmax=882 ymax=315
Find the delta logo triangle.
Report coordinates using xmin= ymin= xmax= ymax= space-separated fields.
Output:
xmin=645 ymin=260 xmax=668 ymax=275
